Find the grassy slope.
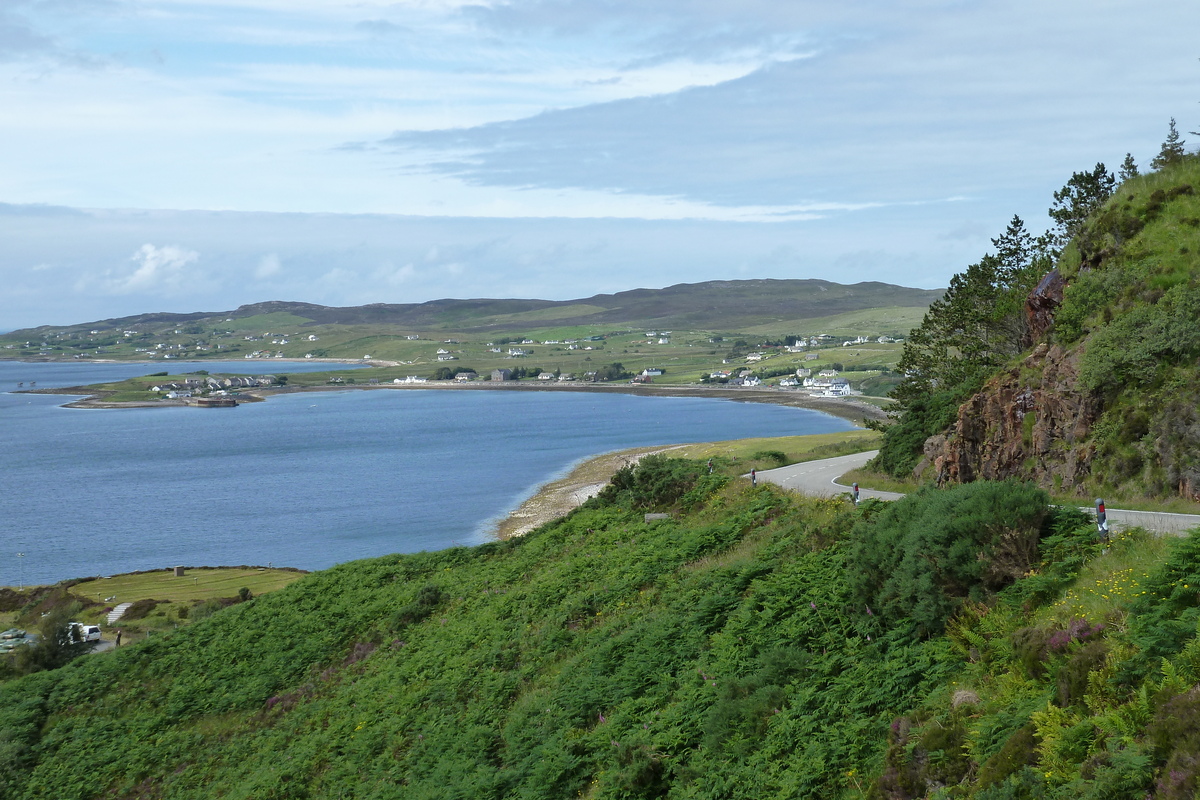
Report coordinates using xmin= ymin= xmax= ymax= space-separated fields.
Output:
xmin=0 ymin=476 xmax=940 ymax=800
xmin=1049 ymin=157 xmax=1200 ymax=500
xmin=5 ymin=457 xmax=1200 ymax=799
xmin=0 ymin=279 xmax=932 ymax=371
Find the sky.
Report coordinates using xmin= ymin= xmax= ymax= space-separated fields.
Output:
xmin=1 ymin=0 xmax=1198 ymax=330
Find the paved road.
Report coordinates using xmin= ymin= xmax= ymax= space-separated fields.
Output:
xmin=757 ymin=450 xmax=1200 ymax=536
xmin=757 ymin=450 xmax=903 ymax=501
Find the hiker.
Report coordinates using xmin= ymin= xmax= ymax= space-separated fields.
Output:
xmin=751 ymin=469 xmax=757 ymax=487
xmin=707 ymin=459 xmax=713 ymax=474
xmin=115 ymin=629 xmax=122 ymax=647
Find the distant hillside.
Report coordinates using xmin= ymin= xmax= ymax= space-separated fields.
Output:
xmin=9 ymin=279 xmax=941 ymax=336
xmin=875 ymin=150 xmax=1200 ymax=503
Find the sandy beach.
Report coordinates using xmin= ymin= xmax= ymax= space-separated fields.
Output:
xmin=493 ymin=444 xmax=685 ymax=539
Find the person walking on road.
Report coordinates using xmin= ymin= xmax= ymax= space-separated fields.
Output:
xmin=751 ymin=469 xmax=757 ymax=487
xmin=115 ymin=629 xmax=122 ymax=647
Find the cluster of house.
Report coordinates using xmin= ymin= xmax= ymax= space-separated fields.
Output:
xmin=707 ymin=367 xmax=855 ymax=396
xmin=796 ymin=369 xmax=853 ymax=396
xmin=490 ymin=369 xmax=579 ymax=382
xmin=149 ymin=375 xmax=278 ymax=398
xmin=709 ymin=370 xmax=762 ymax=387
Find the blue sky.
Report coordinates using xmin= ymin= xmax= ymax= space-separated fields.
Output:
xmin=1 ymin=0 xmax=1197 ymax=329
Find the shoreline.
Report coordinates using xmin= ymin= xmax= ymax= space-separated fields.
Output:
xmin=492 ymin=444 xmax=686 ymax=540
xmin=9 ymin=361 xmax=886 ymax=567
xmin=30 ymin=379 xmax=889 ymax=425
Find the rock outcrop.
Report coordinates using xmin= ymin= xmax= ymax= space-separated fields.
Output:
xmin=1025 ymin=269 xmax=1064 ymax=344
xmin=917 ymin=342 xmax=1102 ymax=494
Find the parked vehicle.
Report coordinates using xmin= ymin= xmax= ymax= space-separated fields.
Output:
xmin=69 ymin=622 xmax=102 ymax=643
xmin=0 ymin=629 xmax=39 ymax=652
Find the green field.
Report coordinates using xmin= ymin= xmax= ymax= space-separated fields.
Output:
xmin=43 ymin=333 xmax=907 ymax=405
xmin=71 ymin=567 xmax=306 ymax=606
xmin=1 ymin=280 xmax=929 ymax=395
xmin=670 ymin=429 xmax=880 ymax=467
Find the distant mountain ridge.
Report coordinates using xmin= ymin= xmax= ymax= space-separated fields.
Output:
xmin=19 ymin=279 xmax=942 ymax=335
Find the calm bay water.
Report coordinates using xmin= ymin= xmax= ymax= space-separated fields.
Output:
xmin=1 ymin=361 xmax=856 ymax=586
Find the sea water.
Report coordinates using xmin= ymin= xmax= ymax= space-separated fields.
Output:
xmin=0 ymin=361 xmax=856 ymax=585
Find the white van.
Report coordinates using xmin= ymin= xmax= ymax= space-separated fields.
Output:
xmin=69 ymin=622 xmax=102 ymax=643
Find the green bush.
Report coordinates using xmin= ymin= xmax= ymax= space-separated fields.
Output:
xmin=872 ymin=385 xmax=974 ymax=478
xmin=390 ymin=583 xmax=446 ymax=630
xmin=849 ymin=481 xmax=1050 ymax=637
xmin=751 ymin=450 xmax=788 ymax=467
xmin=120 ymin=598 xmax=162 ymax=621
xmin=593 ymin=455 xmax=723 ymax=510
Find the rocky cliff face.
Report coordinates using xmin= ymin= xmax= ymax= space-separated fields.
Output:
xmin=917 ymin=332 xmax=1103 ymax=495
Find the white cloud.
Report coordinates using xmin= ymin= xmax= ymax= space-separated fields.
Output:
xmin=90 ymin=243 xmax=202 ymax=295
xmin=372 ymin=262 xmax=416 ymax=286
xmin=256 ymin=252 xmax=283 ymax=278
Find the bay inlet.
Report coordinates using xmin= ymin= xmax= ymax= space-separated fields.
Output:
xmin=1 ymin=361 xmax=856 ymax=586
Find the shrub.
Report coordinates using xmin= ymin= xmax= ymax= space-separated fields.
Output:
xmin=849 ymin=481 xmax=1050 ymax=637
xmin=120 ymin=598 xmax=162 ymax=621
xmin=751 ymin=450 xmax=788 ymax=467
xmin=390 ymin=584 xmax=446 ymax=630
xmin=593 ymin=456 xmax=717 ymax=510
xmin=1056 ymin=639 xmax=1108 ymax=707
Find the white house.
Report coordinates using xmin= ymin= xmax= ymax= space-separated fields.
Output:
xmin=822 ymin=379 xmax=852 ymax=397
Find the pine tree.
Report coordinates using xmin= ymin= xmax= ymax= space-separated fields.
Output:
xmin=1150 ymin=118 xmax=1186 ymax=170
xmin=1047 ymin=163 xmax=1114 ymax=251
xmin=1118 ymin=152 xmax=1139 ymax=182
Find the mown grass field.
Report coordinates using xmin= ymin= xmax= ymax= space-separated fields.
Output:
xmin=71 ymin=567 xmax=305 ymax=606
xmin=670 ymin=429 xmax=880 ymax=467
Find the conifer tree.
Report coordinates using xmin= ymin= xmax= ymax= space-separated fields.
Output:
xmin=1118 ymin=152 xmax=1139 ymax=182
xmin=1150 ymin=118 xmax=1186 ymax=170
xmin=1047 ymin=163 xmax=1114 ymax=252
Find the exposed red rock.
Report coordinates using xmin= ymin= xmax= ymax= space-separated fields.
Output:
xmin=1025 ymin=269 xmax=1064 ymax=344
xmin=917 ymin=343 xmax=1102 ymax=494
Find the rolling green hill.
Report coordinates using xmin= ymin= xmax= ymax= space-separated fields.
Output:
xmin=3 ymin=279 xmax=939 ymax=340
xmin=2 ymin=279 xmax=932 ymax=395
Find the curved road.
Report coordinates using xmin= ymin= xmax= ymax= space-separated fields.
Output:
xmin=757 ymin=450 xmax=1200 ymax=536
xmin=757 ymin=450 xmax=901 ymax=501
